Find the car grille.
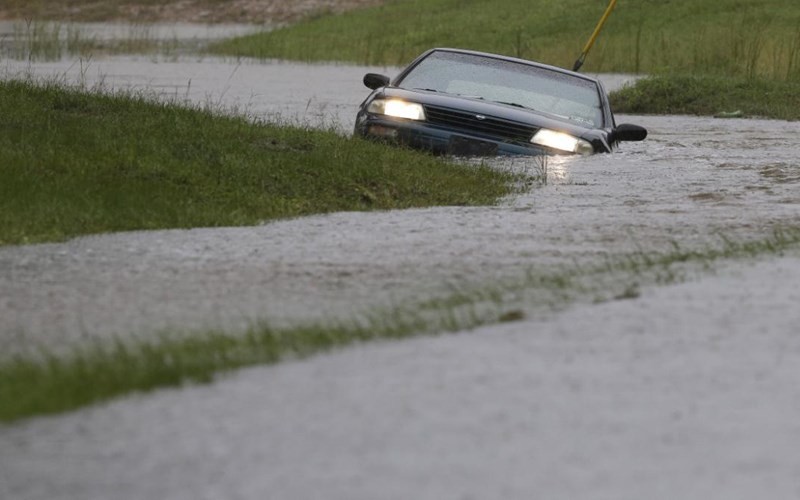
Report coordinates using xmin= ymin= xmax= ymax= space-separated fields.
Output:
xmin=423 ymin=105 xmax=537 ymax=143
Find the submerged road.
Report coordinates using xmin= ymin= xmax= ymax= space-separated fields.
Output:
xmin=0 ymin=57 xmax=798 ymax=355
xmin=2 ymin=54 xmax=800 ymax=500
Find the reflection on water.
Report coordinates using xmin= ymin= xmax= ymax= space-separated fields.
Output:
xmin=488 ymin=152 xmax=580 ymax=187
xmin=541 ymin=155 xmax=577 ymax=183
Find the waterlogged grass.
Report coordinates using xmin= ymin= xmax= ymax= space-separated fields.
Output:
xmin=2 ymin=20 xmax=193 ymax=61
xmin=3 ymin=0 xmax=134 ymax=21
xmin=610 ymin=75 xmax=800 ymax=121
xmin=211 ymin=0 xmax=800 ymax=81
xmin=5 ymin=19 xmax=92 ymax=61
xmin=3 ymin=227 xmax=800 ymax=422
xmin=0 ymin=80 xmax=520 ymax=246
xmin=1 ymin=0 xmax=218 ymax=22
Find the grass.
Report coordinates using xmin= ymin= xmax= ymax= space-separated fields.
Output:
xmin=610 ymin=75 xmax=800 ymax=121
xmin=211 ymin=0 xmax=800 ymax=81
xmin=3 ymin=226 xmax=799 ymax=423
xmin=0 ymin=79 xmax=522 ymax=246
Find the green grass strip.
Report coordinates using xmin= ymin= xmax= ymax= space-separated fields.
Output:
xmin=610 ymin=75 xmax=800 ymax=121
xmin=0 ymin=79 xmax=520 ymax=246
xmin=2 ymin=227 xmax=799 ymax=423
xmin=0 ymin=309 xmax=463 ymax=423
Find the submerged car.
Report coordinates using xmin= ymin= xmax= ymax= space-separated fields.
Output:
xmin=354 ymin=48 xmax=647 ymax=156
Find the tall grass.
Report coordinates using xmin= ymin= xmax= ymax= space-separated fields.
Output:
xmin=0 ymin=79 xmax=521 ymax=246
xmin=211 ymin=0 xmax=800 ymax=81
xmin=620 ymin=15 xmax=800 ymax=81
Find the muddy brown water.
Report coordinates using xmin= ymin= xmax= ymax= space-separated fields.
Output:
xmin=1 ymin=55 xmax=799 ymax=357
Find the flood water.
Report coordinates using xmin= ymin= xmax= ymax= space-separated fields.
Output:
xmin=0 ymin=53 xmax=799 ymax=356
xmin=2 ymin=29 xmax=800 ymax=500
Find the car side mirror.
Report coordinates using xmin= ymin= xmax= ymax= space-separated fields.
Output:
xmin=614 ymin=123 xmax=648 ymax=142
xmin=363 ymin=73 xmax=390 ymax=90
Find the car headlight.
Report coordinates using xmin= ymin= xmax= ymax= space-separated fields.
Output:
xmin=367 ymin=99 xmax=426 ymax=121
xmin=532 ymin=129 xmax=594 ymax=155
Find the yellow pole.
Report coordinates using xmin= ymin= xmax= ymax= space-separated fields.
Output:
xmin=572 ymin=0 xmax=618 ymax=72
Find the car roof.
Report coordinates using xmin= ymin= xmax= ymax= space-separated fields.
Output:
xmin=419 ymin=47 xmax=601 ymax=86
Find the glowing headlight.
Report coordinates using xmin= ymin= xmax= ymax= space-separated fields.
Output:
xmin=532 ymin=129 xmax=594 ymax=155
xmin=367 ymin=99 xmax=426 ymax=120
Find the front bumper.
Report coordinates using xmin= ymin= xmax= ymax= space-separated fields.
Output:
xmin=354 ymin=114 xmax=547 ymax=156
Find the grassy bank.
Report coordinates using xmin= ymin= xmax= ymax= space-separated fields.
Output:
xmin=212 ymin=0 xmax=800 ymax=81
xmin=610 ymin=75 xmax=800 ymax=121
xmin=3 ymin=227 xmax=799 ymax=422
xmin=0 ymin=80 xmax=520 ymax=246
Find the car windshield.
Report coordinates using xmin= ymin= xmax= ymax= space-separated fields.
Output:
xmin=396 ymin=50 xmax=604 ymax=127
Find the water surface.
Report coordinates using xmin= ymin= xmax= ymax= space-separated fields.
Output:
xmin=0 ymin=54 xmax=798 ymax=355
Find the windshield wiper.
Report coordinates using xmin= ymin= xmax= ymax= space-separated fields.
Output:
xmin=494 ymin=100 xmax=534 ymax=110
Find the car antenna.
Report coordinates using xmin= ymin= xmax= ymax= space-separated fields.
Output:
xmin=572 ymin=0 xmax=618 ymax=72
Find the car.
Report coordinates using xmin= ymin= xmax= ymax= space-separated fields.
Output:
xmin=354 ymin=48 xmax=647 ymax=156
